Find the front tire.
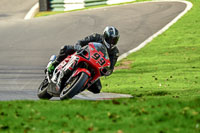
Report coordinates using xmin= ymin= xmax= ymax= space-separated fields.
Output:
xmin=37 ymin=78 xmax=52 ymax=99
xmin=60 ymin=72 xmax=88 ymax=100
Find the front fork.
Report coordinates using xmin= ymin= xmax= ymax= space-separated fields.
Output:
xmin=64 ymin=68 xmax=91 ymax=92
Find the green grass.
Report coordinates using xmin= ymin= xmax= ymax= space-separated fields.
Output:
xmin=0 ymin=98 xmax=200 ymax=133
xmin=102 ymin=0 xmax=200 ymax=98
xmin=1 ymin=0 xmax=200 ymax=132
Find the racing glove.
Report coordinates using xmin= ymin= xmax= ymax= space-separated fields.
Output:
xmin=101 ymin=67 xmax=112 ymax=76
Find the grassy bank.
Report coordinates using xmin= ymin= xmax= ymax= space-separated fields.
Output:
xmin=102 ymin=0 xmax=200 ymax=98
xmin=0 ymin=97 xmax=200 ymax=133
xmin=1 ymin=0 xmax=200 ymax=132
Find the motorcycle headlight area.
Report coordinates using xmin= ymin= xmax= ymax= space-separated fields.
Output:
xmin=63 ymin=55 xmax=79 ymax=71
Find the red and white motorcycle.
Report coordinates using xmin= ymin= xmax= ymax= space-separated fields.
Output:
xmin=37 ymin=42 xmax=111 ymax=100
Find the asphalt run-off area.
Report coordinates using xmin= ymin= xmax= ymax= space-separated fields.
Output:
xmin=0 ymin=0 xmax=188 ymax=100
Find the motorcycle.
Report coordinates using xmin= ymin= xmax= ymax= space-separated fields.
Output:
xmin=37 ymin=42 xmax=111 ymax=100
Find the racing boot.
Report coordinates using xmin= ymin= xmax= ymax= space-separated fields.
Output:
xmin=47 ymin=61 xmax=59 ymax=74
xmin=45 ymin=55 xmax=59 ymax=74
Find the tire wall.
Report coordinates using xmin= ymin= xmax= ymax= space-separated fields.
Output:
xmin=39 ymin=0 xmax=135 ymax=11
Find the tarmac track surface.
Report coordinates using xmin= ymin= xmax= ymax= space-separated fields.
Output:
xmin=0 ymin=1 xmax=186 ymax=100
xmin=0 ymin=0 xmax=37 ymax=21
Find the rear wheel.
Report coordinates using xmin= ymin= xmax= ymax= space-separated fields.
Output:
xmin=60 ymin=72 xmax=88 ymax=100
xmin=37 ymin=78 xmax=52 ymax=99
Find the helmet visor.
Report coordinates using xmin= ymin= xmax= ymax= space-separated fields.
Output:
xmin=105 ymin=36 xmax=119 ymax=46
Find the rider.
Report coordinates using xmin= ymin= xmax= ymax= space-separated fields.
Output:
xmin=48 ymin=26 xmax=120 ymax=94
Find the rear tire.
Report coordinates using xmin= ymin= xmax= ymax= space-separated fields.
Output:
xmin=60 ymin=72 xmax=88 ymax=100
xmin=37 ymin=78 xmax=52 ymax=100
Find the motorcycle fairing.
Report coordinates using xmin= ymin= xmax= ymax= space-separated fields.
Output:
xmin=47 ymin=42 xmax=110 ymax=95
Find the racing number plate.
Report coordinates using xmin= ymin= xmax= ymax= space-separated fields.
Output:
xmin=92 ymin=53 xmax=106 ymax=66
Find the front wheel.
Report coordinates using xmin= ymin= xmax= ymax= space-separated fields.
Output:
xmin=60 ymin=72 xmax=89 ymax=100
xmin=37 ymin=78 xmax=52 ymax=99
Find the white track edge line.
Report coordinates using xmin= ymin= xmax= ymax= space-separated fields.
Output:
xmin=117 ymin=0 xmax=193 ymax=61
xmin=24 ymin=1 xmax=193 ymax=59
xmin=24 ymin=3 xmax=39 ymax=20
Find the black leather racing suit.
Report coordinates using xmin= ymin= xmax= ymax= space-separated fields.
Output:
xmin=55 ymin=33 xmax=119 ymax=93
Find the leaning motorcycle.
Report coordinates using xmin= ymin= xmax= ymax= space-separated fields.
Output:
xmin=37 ymin=42 xmax=111 ymax=100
